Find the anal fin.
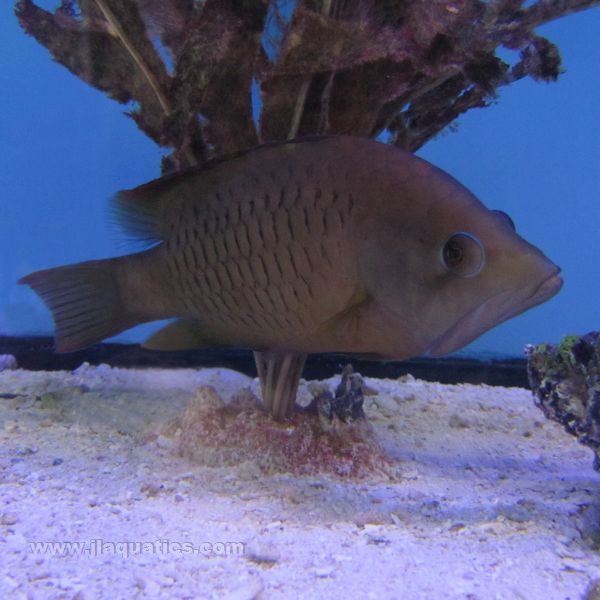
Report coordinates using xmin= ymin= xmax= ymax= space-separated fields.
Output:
xmin=143 ymin=319 xmax=225 ymax=351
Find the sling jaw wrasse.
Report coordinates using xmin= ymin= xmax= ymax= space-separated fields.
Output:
xmin=19 ymin=136 xmax=562 ymax=366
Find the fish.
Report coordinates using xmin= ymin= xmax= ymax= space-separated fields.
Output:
xmin=19 ymin=136 xmax=562 ymax=364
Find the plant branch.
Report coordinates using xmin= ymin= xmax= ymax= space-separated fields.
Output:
xmin=17 ymin=0 xmax=600 ymax=165
xmin=287 ymin=0 xmax=334 ymax=139
xmin=523 ymin=0 xmax=600 ymax=29
xmin=93 ymin=0 xmax=171 ymax=116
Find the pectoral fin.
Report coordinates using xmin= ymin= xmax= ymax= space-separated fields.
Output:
xmin=143 ymin=319 xmax=225 ymax=351
xmin=286 ymin=287 xmax=374 ymax=353
xmin=315 ymin=287 xmax=373 ymax=339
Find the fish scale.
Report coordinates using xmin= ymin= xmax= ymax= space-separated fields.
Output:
xmin=156 ymin=170 xmax=353 ymax=345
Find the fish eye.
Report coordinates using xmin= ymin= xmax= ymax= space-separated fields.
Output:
xmin=492 ymin=210 xmax=516 ymax=231
xmin=440 ymin=232 xmax=485 ymax=278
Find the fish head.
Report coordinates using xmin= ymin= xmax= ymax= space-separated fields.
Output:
xmin=355 ymin=149 xmax=562 ymax=358
xmin=422 ymin=208 xmax=563 ymax=357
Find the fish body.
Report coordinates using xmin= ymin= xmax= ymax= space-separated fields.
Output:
xmin=20 ymin=136 xmax=562 ymax=358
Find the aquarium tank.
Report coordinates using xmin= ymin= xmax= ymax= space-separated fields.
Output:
xmin=2 ymin=1 xmax=599 ymax=386
xmin=0 ymin=0 xmax=599 ymax=420
xmin=3 ymin=3 xmax=600 ymax=598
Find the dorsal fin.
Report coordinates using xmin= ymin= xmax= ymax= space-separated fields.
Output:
xmin=111 ymin=189 xmax=165 ymax=246
xmin=124 ymin=135 xmax=333 ymax=199
xmin=111 ymin=136 xmax=335 ymax=245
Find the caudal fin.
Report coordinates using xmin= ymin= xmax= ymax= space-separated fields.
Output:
xmin=19 ymin=259 xmax=139 ymax=353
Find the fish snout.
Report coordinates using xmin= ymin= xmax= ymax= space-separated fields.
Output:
xmin=517 ymin=240 xmax=563 ymax=303
xmin=427 ymin=253 xmax=562 ymax=357
xmin=528 ymin=263 xmax=563 ymax=304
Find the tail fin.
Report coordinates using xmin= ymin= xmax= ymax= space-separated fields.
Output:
xmin=19 ymin=259 xmax=140 ymax=353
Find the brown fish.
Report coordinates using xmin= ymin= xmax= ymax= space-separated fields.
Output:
xmin=20 ymin=136 xmax=562 ymax=364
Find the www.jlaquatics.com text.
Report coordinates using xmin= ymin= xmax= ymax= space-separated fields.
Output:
xmin=28 ymin=539 xmax=246 ymax=558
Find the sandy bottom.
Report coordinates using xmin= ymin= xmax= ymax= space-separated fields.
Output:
xmin=1 ymin=363 xmax=600 ymax=600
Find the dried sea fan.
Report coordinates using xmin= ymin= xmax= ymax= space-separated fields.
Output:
xmin=15 ymin=0 xmax=599 ymax=166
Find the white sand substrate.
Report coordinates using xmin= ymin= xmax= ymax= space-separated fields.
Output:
xmin=1 ymin=363 xmax=600 ymax=600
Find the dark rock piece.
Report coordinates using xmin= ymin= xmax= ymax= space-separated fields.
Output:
xmin=526 ymin=332 xmax=600 ymax=470
xmin=305 ymin=364 xmax=366 ymax=422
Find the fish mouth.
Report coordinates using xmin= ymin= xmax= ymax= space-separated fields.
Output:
xmin=428 ymin=267 xmax=563 ymax=357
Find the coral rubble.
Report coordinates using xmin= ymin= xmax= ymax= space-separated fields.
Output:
xmin=0 ymin=354 xmax=18 ymax=371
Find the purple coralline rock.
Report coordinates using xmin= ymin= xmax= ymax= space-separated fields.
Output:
xmin=526 ymin=332 xmax=600 ymax=470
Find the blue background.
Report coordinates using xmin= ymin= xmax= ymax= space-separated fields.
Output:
xmin=2 ymin=3 xmax=599 ymax=357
